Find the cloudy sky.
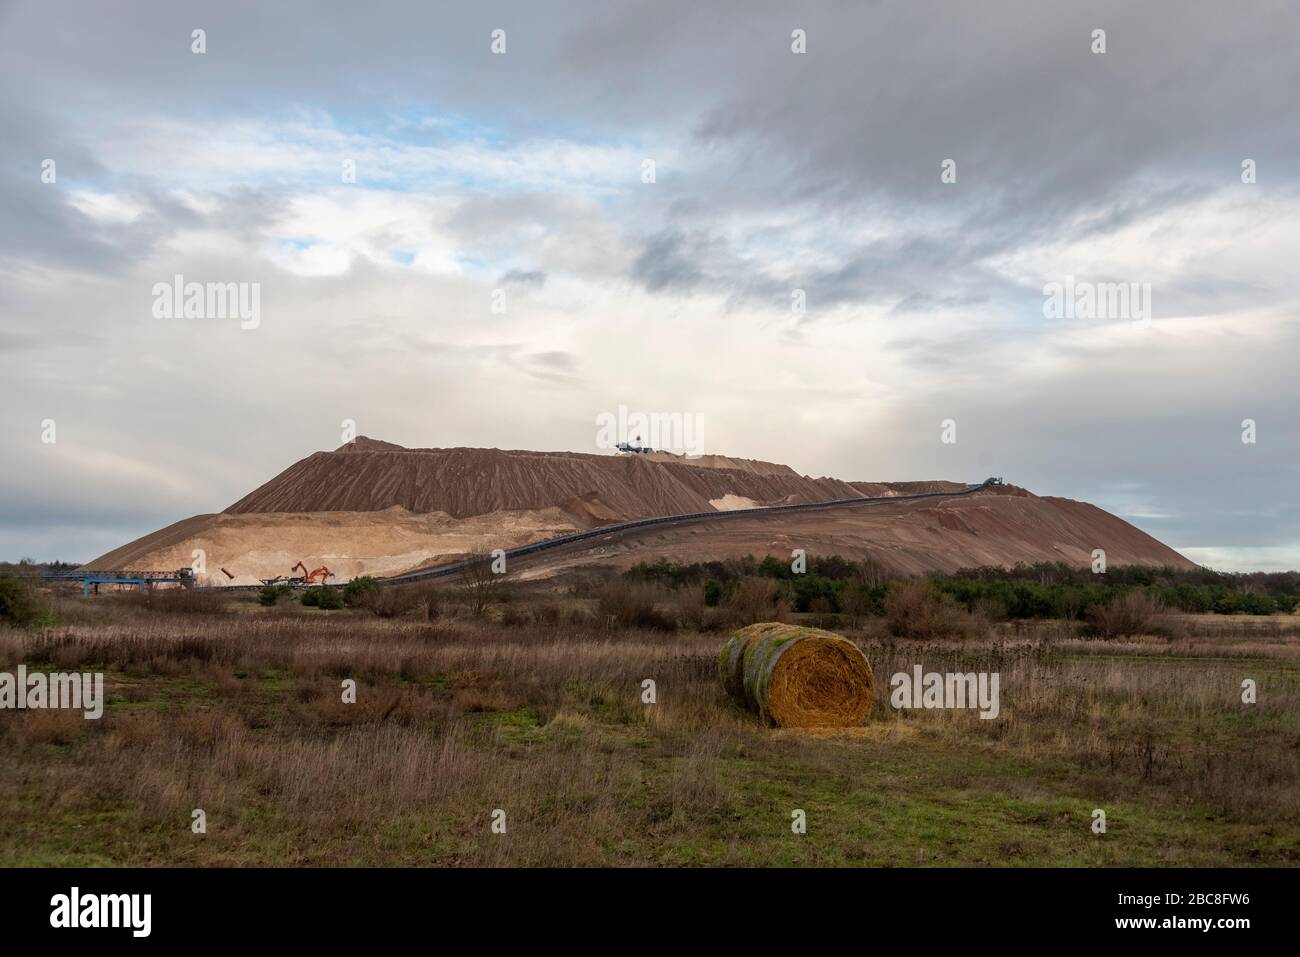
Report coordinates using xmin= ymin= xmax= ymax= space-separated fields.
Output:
xmin=2 ymin=0 xmax=1298 ymax=569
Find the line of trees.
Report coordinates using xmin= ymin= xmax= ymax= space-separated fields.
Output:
xmin=625 ymin=557 xmax=1300 ymax=618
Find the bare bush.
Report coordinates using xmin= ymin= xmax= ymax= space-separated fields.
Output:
xmin=357 ymin=586 xmax=421 ymax=619
xmin=1084 ymin=590 xmax=1168 ymax=638
xmin=721 ymin=577 xmax=793 ymax=628
xmin=671 ymin=587 xmax=718 ymax=632
xmin=456 ymin=553 xmax=508 ymax=617
xmin=596 ymin=581 xmax=676 ymax=632
xmin=856 ymin=552 xmax=892 ymax=588
xmin=883 ymin=579 xmax=980 ymax=640
xmin=125 ymin=587 xmax=231 ymax=616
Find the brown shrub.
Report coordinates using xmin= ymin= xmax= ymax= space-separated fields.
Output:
xmin=596 ymin=581 xmax=676 ymax=632
xmin=883 ymin=579 xmax=980 ymax=640
xmin=806 ymin=596 xmax=841 ymax=630
xmin=529 ymin=603 xmax=565 ymax=627
xmin=410 ymin=585 xmax=444 ymax=621
xmin=455 ymin=554 xmax=508 ymax=617
xmin=499 ymin=604 xmax=529 ymax=627
xmin=493 ymin=599 xmax=568 ymax=628
xmin=357 ymin=587 xmax=420 ymax=619
xmin=7 ymin=708 xmax=87 ymax=747
xmin=721 ymin=577 xmax=792 ymax=628
xmin=1084 ymin=590 xmax=1166 ymax=638
xmin=125 ymin=588 xmax=231 ymax=616
xmin=105 ymin=709 xmax=165 ymax=750
xmin=670 ymin=587 xmax=721 ymax=632
xmin=309 ymin=687 xmax=407 ymax=727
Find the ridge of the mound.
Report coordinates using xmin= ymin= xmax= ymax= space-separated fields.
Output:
xmin=638 ymin=449 xmax=798 ymax=477
xmin=335 ymin=436 xmax=407 ymax=453
xmin=226 ymin=439 xmax=868 ymax=521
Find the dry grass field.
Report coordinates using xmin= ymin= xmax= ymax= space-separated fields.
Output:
xmin=2 ymin=584 xmax=1298 ymax=867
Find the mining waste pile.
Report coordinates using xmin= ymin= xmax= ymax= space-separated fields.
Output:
xmin=89 ymin=437 xmax=1194 ymax=585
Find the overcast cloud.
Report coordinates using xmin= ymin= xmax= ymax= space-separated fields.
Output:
xmin=1 ymin=0 xmax=1298 ymax=569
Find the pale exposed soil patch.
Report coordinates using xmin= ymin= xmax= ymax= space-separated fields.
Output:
xmin=90 ymin=505 xmax=577 ymax=584
xmin=709 ymin=494 xmax=761 ymax=511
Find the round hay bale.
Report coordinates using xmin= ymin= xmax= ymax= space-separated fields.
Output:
xmin=718 ymin=622 xmax=789 ymax=704
xmin=723 ymin=622 xmax=875 ymax=728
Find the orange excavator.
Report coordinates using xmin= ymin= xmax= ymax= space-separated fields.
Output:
xmin=289 ymin=561 xmax=334 ymax=586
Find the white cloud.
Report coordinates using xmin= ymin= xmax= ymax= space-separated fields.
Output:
xmin=67 ymin=191 xmax=146 ymax=224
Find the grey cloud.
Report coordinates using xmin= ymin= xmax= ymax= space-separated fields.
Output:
xmin=523 ymin=350 xmax=579 ymax=384
xmin=499 ymin=269 xmax=547 ymax=289
xmin=0 ymin=174 xmax=131 ymax=273
xmin=630 ymin=229 xmax=711 ymax=292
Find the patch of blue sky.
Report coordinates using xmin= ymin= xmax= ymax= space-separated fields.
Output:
xmin=323 ymin=108 xmax=649 ymax=195
xmin=371 ymin=107 xmax=509 ymax=147
xmin=453 ymin=253 xmax=497 ymax=276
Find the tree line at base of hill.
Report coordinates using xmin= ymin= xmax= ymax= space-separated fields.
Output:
xmin=624 ymin=557 xmax=1300 ymax=618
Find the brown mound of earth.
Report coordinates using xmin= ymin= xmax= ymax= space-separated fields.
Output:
xmin=225 ymin=438 xmax=869 ymax=521
xmin=514 ymin=484 xmax=1194 ymax=580
xmin=91 ymin=437 xmax=1195 ymax=582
